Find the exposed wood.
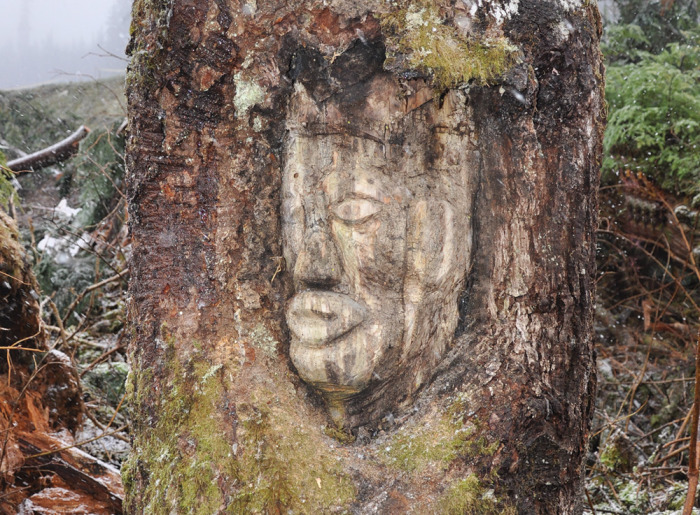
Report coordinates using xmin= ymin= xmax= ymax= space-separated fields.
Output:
xmin=17 ymin=436 xmax=123 ymax=513
xmin=7 ymin=125 xmax=90 ymax=173
xmin=0 ymin=210 xmax=123 ymax=513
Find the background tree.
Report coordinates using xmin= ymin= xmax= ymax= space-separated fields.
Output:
xmin=588 ymin=2 xmax=700 ymax=511
xmin=123 ymin=0 xmax=605 ymax=513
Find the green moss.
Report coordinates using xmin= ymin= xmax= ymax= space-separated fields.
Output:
xmin=617 ymin=481 xmax=649 ymax=514
xmin=82 ymin=362 xmax=129 ymax=405
xmin=667 ymin=482 xmax=689 ymax=510
xmin=0 ymin=151 xmax=18 ymax=211
xmin=380 ymin=1 xmax=519 ymax=88
xmin=122 ymin=349 xmax=228 ymax=514
xmin=228 ymin=387 xmax=355 ymax=513
xmin=123 ymin=338 xmax=355 ymax=513
xmin=323 ymin=425 xmax=356 ymax=445
xmin=599 ymin=437 xmax=632 ymax=472
xmin=438 ymin=474 xmax=516 ymax=515
xmin=382 ymin=394 xmax=498 ymax=473
xmin=126 ymin=0 xmax=173 ymax=91
xmin=0 ymin=211 xmax=24 ymax=284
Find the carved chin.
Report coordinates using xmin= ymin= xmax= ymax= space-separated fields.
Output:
xmin=286 ymin=292 xmax=404 ymax=399
xmin=289 ymin=334 xmax=375 ymax=396
xmin=287 ymin=291 xmax=380 ymax=394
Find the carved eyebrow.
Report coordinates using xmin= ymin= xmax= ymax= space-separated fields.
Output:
xmin=336 ymin=190 xmax=384 ymax=203
xmin=293 ymin=124 xmax=386 ymax=147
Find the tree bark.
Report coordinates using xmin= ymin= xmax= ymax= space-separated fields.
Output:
xmin=124 ymin=1 xmax=604 ymax=513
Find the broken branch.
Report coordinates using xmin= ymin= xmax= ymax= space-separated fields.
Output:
xmin=7 ymin=125 xmax=90 ymax=173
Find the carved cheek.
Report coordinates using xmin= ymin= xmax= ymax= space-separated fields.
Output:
xmin=373 ymin=206 xmax=407 ymax=286
xmin=282 ymin=202 xmax=304 ymax=270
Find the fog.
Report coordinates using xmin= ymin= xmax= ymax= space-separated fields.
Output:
xmin=0 ymin=0 xmax=131 ymax=90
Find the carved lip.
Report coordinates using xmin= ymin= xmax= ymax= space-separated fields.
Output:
xmin=286 ymin=291 xmax=367 ymax=347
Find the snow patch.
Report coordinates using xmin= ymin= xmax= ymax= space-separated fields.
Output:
xmin=37 ymin=235 xmax=60 ymax=253
xmin=465 ymin=0 xmax=582 ymax=25
xmin=69 ymin=233 xmax=93 ymax=257
xmin=556 ymin=19 xmax=575 ymax=40
xmin=557 ymin=0 xmax=583 ymax=10
xmin=54 ymin=198 xmax=81 ymax=219
xmin=465 ymin=0 xmax=520 ymax=25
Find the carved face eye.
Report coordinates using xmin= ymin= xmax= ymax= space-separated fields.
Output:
xmin=331 ymin=198 xmax=381 ymax=224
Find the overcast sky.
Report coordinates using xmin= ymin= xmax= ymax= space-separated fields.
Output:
xmin=0 ymin=0 xmax=131 ymax=89
xmin=1 ymin=0 xmax=114 ymax=48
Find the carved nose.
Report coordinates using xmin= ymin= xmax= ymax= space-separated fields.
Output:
xmin=294 ymin=226 xmax=342 ymax=288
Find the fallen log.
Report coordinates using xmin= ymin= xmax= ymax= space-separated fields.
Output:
xmin=7 ymin=125 xmax=90 ymax=173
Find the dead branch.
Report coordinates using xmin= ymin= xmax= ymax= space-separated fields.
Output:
xmin=18 ymin=434 xmax=124 ymax=512
xmin=7 ymin=126 xmax=90 ymax=173
xmin=47 ymin=299 xmax=69 ymax=350
xmin=683 ymin=329 xmax=700 ymax=514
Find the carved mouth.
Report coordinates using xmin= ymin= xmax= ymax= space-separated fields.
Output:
xmin=286 ymin=291 xmax=367 ymax=347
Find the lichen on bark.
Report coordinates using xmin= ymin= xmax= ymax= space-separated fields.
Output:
xmin=438 ymin=474 xmax=516 ymax=515
xmin=380 ymin=0 xmax=519 ymax=88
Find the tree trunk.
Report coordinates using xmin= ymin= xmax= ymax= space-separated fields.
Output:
xmin=123 ymin=1 xmax=604 ymax=513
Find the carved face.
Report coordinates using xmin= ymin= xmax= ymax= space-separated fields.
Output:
xmin=283 ymin=135 xmax=408 ymax=398
xmin=281 ymin=78 xmax=473 ymax=424
xmin=283 ymin=129 xmax=470 ymax=414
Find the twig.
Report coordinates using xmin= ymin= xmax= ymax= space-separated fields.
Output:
xmin=6 ymin=328 xmax=43 ymax=349
xmin=83 ymin=409 xmax=130 ymax=443
xmin=84 ymin=44 xmax=130 ymax=64
xmin=39 ymin=219 xmax=122 ymax=276
xmin=106 ymin=391 xmax=127 ymax=429
xmin=46 ymin=299 xmax=69 ymax=350
xmin=683 ymin=329 xmax=700 ymax=515
xmin=25 ymin=387 xmax=127 ymax=460
xmin=79 ymin=344 xmax=125 ymax=378
xmin=0 ymin=269 xmax=29 ymax=286
xmin=660 ymin=409 xmax=692 ymax=468
xmin=270 ymin=256 xmax=285 ymax=283
xmin=598 ymin=230 xmax=700 ymax=313
xmin=585 ymin=488 xmax=597 ymax=514
xmin=593 ymin=400 xmax=648 ymax=438
xmin=663 ymin=436 xmax=691 ymax=448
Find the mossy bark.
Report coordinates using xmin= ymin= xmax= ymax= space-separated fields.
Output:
xmin=124 ymin=1 xmax=604 ymax=513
